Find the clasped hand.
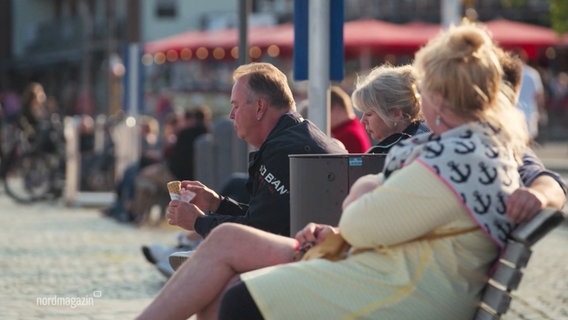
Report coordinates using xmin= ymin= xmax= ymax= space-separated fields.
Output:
xmin=166 ymin=180 xmax=221 ymax=230
xmin=295 ymin=223 xmax=339 ymax=246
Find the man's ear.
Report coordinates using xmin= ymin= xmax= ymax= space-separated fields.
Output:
xmin=256 ymin=97 xmax=267 ymax=120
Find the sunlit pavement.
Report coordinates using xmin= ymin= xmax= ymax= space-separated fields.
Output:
xmin=505 ymin=141 xmax=568 ymax=320
xmin=0 ymin=195 xmax=179 ymax=319
xmin=0 ymin=141 xmax=566 ymax=319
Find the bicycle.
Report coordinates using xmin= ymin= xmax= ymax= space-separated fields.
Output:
xmin=0 ymin=115 xmax=66 ymax=203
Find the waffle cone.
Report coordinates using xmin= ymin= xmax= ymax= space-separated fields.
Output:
xmin=167 ymin=181 xmax=182 ymax=198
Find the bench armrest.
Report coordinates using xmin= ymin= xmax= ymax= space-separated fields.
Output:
xmin=510 ymin=208 xmax=566 ymax=246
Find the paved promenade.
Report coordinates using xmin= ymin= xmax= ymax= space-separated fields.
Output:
xmin=504 ymin=141 xmax=568 ymax=320
xmin=0 ymin=197 xmax=179 ymax=319
xmin=0 ymin=142 xmax=567 ymax=319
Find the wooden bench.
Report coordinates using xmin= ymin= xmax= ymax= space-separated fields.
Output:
xmin=474 ymin=207 xmax=566 ymax=320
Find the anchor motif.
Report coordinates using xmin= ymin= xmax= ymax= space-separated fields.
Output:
xmin=454 ymin=140 xmax=476 ymax=154
xmin=478 ymin=162 xmax=497 ymax=185
xmin=496 ymin=192 xmax=507 ymax=215
xmin=432 ymin=164 xmax=441 ymax=175
xmin=383 ymin=156 xmax=400 ymax=178
xmin=483 ymin=222 xmax=491 ymax=235
xmin=459 ymin=129 xmax=473 ymax=139
xmin=473 ymin=190 xmax=491 ymax=214
xmin=427 ymin=134 xmax=441 ymax=142
xmin=384 ymin=166 xmax=395 ymax=178
xmin=501 ymin=166 xmax=513 ymax=187
xmin=484 ymin=144 xmax=499 ymax=158
xmin=424 ymin=142 xmax=444 ymax=158
xmin=448 ymin=161 xmax=471 ymax=183
xmin=460 ymin=192 xmax=467 ymax=204
xmin=494 ymin=221 xmax=513 ymax=243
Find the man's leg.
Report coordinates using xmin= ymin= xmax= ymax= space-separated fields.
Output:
xmin=137 ymin=223 xmax=297 ymax=320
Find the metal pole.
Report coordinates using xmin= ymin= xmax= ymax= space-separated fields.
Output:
xmin=441 ymin=0 xmax=462 ymax=28
xmin=79 ymin=0 xmax=93 ymax=115
xmin=238 ymin=0 xmax=251 ymax=66
xmin=106 ymin=0 xmax=116 ymax=116
xmin=126 ymin=44 xmax=140 ymax=116
xmin=308 ymin=0 xmax=330 ymax=135
xmin=234 ymin=0 xmax=251 ymax=174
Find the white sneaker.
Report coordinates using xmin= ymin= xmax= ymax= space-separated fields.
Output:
xmin=176 ymin=232 xmax=202 ymax=247
xmin=156 ymin=260 xmax=175 ymax=278
xmin=169 ymin=250 xmax=194 ymax=271
xmin=141 ymin=244 xmax=185 ymax=265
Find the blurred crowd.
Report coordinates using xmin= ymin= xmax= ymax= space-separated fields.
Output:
xmin=0 ymin=82 xmax=214 ymax=217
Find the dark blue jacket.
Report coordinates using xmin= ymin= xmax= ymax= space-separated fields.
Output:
xmin=194 ymin=112 xmax=347 ymax=237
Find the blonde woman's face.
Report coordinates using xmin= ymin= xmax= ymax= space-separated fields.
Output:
xmin=360 ymin=110 xmax=393 ymax=142
xmin=419 ymin=90 xmax=440 ymax=134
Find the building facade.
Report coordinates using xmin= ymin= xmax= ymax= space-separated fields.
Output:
xmin=0 ymin=0 xmax=242 ymax=116
xmin=0 ymin=0 xmax=556 ymax=118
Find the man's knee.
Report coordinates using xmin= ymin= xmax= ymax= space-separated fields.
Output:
xmin=207 ymin=223 xmax=244 ymax=240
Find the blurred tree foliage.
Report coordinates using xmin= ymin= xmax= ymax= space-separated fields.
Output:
xmin=498 ymin=0 xmax=566 ymax=33
xmin=500 ymin=0 xmax=529 ymax=6
xmin=550 ymin=0 xmax=568 ymax=33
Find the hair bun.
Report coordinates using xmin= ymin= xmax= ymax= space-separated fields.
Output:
xmin=448 ymin=25 xmax=489 ymax=60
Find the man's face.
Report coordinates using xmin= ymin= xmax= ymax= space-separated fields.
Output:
xmin=230 ymin=77 xmax=258 ymax=145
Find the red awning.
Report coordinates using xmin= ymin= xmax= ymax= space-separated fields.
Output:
xmin=558 ymin=33 xmax=568 ymax=47
xmin=145 ymin=24 xmax=295 ymax=60
xmin=145 ymin=29 xmax=214 ymax=54
xmin=145 ymin=19 xmax=559 ymax=61
xmin=343 ymin=19 xmax=410 ymax=56
xmin=483 ymin=19 xmax=559 ymax=58
xmin=344 ymin=19 xmax=560 ymax=58
xmin=249 ymin=23 xmax=295 ymax=56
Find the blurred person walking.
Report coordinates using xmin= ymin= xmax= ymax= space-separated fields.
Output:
xmin=513 ymin=49 xmax=545 ymax=143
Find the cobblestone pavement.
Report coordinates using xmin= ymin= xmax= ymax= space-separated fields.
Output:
xmin=0 ymin=196 xmax=180 ymax=319
xmin=504 ymin=221 xmax=568 ymax=320
xmin=504 ymin=142 xmax=568 ymax=320
xmin=0 ymin=142 xmax=567 ymax=320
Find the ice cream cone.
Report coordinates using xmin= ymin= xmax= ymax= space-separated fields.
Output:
xmin=167 ymin=181 xmax=182 ymax=201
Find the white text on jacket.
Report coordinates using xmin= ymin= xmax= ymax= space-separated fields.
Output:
xmin=259 ymin=165 xmax=288 ymax=195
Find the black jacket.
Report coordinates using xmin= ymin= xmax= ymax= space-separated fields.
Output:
xmin=366 ymin=121 xmax=429 ymax=154
xmin=194 ymin=112 xmax=347 ymax=237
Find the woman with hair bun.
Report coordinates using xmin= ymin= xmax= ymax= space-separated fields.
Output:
xmin=138 ymin=24 xmax=533 ymax=320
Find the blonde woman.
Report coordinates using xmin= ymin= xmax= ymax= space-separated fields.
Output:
xmin=352 ymin=64 xmax=429 ymax=154
xmin=138 ymin=24 xmax=531 ymax=320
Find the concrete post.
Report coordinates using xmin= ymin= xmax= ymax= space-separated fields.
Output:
xmin=308 ymin=0 xmax=330 ymax=134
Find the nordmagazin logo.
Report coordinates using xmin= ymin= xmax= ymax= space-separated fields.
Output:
xmin=36 ymin=290 xmax=102 ymax=308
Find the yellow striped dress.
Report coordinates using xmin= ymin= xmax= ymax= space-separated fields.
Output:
xmin=241 ymin=162 xmax=499 ymax=320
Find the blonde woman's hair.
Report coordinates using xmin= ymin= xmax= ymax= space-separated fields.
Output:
xmin=413 ymin=23 xmax=528 ymax=159
xmin=351 ymin=64 xmax=422 ymax=126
